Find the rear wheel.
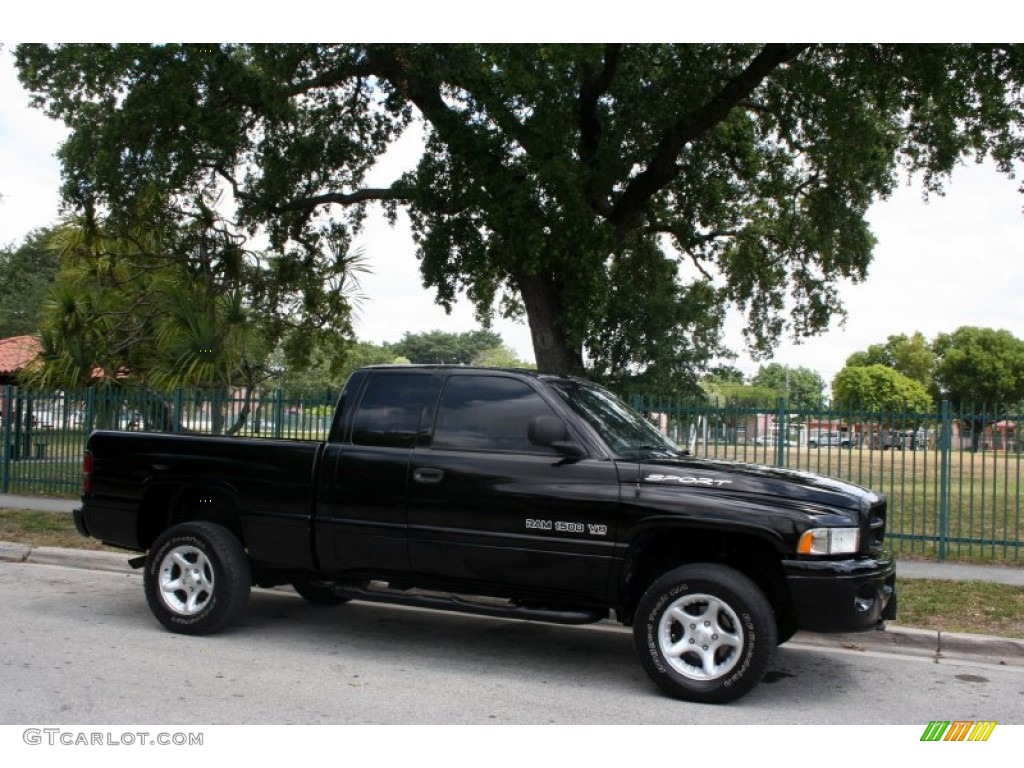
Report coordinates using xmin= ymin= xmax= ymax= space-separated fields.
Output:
xmin=633 ymin=563 xmax=776 ymax=704
xmin=144 ymin=522 xmax=250 ymax=635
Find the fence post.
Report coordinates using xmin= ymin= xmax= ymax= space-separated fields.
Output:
xmin=1 ymin=385 xmax=11 ymax=493
xmin=273 ymin=390 xmax=284 ymax=440
xmin=775 ymin=397 xmax=787 ymax=467
xmin=938 ymin=399 xmax=952 ymax=561
xmin=84 ymin=388 xmax=96 ymax=434
xmin=173 ymin=389 xmax=184 ymax=433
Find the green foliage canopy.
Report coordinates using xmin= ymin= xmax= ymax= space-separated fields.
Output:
xmin=31 ymin=210 xmax=267 ymax=396
xmin=933 ymin=327 xmax=1024 ymax=407
xmin=276 ymin=340 xmax=397 ymax=394
xmin=844 ymin=332 xmax=936 ymax=391
xmin=750 ymin=363 xmax=826 ymax=410
xmin=16 ymin=44 xmax=1024 ymax=383
xmin=389 ymin=329 xmax=502 ymax=365
xmin=831 ymin=364 xmax=934 ymax=412
xmin=0 ymin=228 xmax=60 ymax=338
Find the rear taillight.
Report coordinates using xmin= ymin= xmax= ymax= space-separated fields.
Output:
xmin=82 ymin=450 xmax=92 ymax=494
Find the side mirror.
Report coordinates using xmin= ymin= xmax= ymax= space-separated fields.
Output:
xmin=528 ymin=416 xmax=584 ymax=458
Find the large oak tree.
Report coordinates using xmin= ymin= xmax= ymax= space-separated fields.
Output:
xmin=15 ymin=44 xmax=1024 ymax=383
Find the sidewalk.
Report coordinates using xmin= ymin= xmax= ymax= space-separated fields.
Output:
xmin=0 ymin=493 xmax=78 ymax=513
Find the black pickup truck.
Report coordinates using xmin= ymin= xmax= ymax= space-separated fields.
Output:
xmin=75 ymin=365 xmax=896 ymax=703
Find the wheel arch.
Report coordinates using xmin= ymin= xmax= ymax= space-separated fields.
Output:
xmin=137 ymin=480 xmax=246 ymax=551
xmin=618 ymin=526 xmax=795 ymax=631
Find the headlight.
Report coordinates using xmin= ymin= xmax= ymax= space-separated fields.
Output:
xmin=797 ymin=527 xmax=860 ymax=555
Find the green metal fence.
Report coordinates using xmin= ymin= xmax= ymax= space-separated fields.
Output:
xmin=2 ymin=384 xmax=1022 ymax=563
xmin=0 ymin=385 xmax=337 ymax=498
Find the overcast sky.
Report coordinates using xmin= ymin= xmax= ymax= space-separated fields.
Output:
xmin=2 ymin=46 xmax=1023 ymax=392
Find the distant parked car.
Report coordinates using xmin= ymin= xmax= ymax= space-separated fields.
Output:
xmin=872 ymin=430 xmax=922 ymax=451
xmin=753 ymin=435 xmax=796 ymax=446
xmin=807 ymin=431 xmax=854 ymax=448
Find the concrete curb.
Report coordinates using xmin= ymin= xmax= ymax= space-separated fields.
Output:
xmin=792 ymin=626 xmax=1024 ymax=667
xmin=0 ymin=540 xmax=136 ymax=573
xmin=0 ymin=541 xmax=31 ymax=563
xmin=25 ymin=545 xmax=138 ymax=574
xmin=937 ymin=631 xmax=1024 ymax=665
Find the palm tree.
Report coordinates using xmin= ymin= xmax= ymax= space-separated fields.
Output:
xmin=30 ymin=199 xmax=370 ymax=435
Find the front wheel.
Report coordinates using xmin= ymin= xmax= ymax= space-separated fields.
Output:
xmin=143 ymin=522 xmax=251 ymax=635
xmin=633 ymin=563 xmax=776 ymax=704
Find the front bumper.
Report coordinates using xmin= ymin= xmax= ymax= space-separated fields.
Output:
xmin=782 ymin=550 xmax=897 ymax=633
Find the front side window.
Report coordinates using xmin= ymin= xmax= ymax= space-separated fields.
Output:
xmin=432 ymin=376 xmax=559 ymax=453
xmin=550 ymin=380 xmax=680 ymax=458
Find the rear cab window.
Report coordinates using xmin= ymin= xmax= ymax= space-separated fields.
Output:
xmin=351 ymin=372 xmax=437 ymax=448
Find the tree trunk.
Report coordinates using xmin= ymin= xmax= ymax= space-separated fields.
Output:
xmin=225 ymin=385 xmax=253 ymax=436
xmin=970 ymin=417 xmax=987 ymax=453
xmin=516 ymin=271 xmax=585 ymax=376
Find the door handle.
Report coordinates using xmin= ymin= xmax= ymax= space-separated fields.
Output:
xmin=413 ymin=467 xmax=445 ymax=484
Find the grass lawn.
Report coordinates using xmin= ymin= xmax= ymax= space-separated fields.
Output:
xmin=0 ymin=508 xmax=121 ymax=551
xmin=892 ymin=578 xmax=1024 ymax=639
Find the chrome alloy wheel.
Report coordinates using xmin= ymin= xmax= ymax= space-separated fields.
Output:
xmin=657 ymin=592 xmax=744 ymax=681
xmin=157 ymin=544 xmax=215 ymax=616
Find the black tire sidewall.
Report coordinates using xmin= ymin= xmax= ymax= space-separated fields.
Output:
xmin=144 ymin=522 xmax=250 ymax=635
xmin=634 ymin=564 xmax=776 ymax=704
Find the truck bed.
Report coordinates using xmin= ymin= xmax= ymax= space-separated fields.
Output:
xmin=81 ymin=430 xmax=324 ymax=569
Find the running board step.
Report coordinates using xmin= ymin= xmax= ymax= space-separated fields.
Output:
xmin=331 ymin=583 xmax=606 ymax=625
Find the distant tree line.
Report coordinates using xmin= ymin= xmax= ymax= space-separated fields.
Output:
xmin=699 ymin=328 xmax=1024 ymax=415
xmin=833 ymin=329 xmax=1024 ymax=412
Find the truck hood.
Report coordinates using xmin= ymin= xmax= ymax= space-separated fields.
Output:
xmin=630 ymin=456 xmax=881 ymax=513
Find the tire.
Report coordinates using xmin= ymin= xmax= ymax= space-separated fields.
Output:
xmin=633 ymin=563 xmax=777 ymax=704
xmin=144 ymin=522 xmax=251 ymax=635
xmin=293 ymin=577 xmax=352 ymax=606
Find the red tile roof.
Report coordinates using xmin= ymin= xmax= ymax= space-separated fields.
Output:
xmin=0 ymin=336 xmax=41 ymax=375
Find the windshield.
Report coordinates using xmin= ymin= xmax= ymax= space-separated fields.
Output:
xmin=550 ymin=380 xmax=681 ymax=459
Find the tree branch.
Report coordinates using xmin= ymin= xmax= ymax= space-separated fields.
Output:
xmin=648 ymin=223 xmax=737 ymax=281
xmin=610 ymin=44 xmax=810 ymax=228
xmin=272 ymin=187 xmax=407 ymax=214
xmin=285 ymin=63 xmax=378 ymax=97
xmin=363 ymin=47 xmax=543 ymax=222
xmin=579 ymin=44 xmax=621 ymax=216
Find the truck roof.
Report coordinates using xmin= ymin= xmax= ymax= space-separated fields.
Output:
xmin=359 ymin=364 xmax=582 ymax=383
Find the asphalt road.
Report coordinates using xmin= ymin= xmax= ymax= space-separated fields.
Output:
xmin=1 ymin=559 xmax=1022 ymax=726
